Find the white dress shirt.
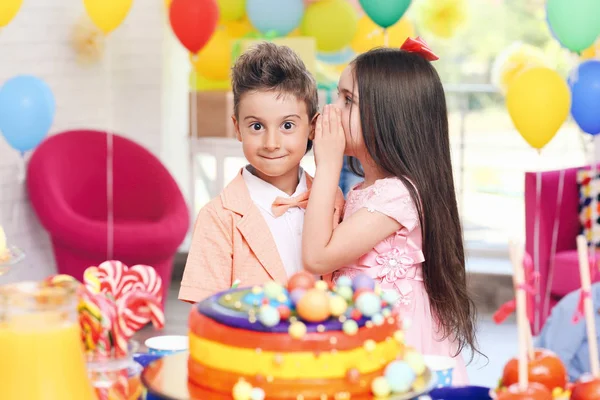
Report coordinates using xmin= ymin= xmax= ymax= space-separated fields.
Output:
xmin=242 ymin=166 xmax=307 ymax=278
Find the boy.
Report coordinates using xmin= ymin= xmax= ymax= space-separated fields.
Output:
xmin=179 ymin=43 xmax=344 ymax=303
xmin=536 ymin=282 xmax=600 ymax=381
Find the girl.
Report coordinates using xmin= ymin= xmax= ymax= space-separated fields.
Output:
xmin=302 ymin=39 xmax=478 ymax=384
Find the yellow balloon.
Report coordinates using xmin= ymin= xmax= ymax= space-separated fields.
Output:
xmin=417 ymin=0 xmax=467 ymax=39
xmin=190 ymin=28 xmax=233 ymax=82
xmin=189 ymin=71 xmax=230 ymax=91
xmin=506 ymin=67 xmax=570 ymax=150
xmin=217 ymin=0 xmax=246 ymax=22
xmin=491 ymin=42 xmax=549 ymax=95
xmin=165 ymin=0 xmax=170 ymax=8
xmin=351 ymin=15 xmax=415 ymax=53
xmin=581 ymin=39 xmax=600 ymax=61
xmin=223 ymin=17 xmax=254 ymax=38
xmin=83 ymin=0 xmax=133 ymax=35
xmin=300 ymin=0 xmax=358 ymax=52
xmin=0 ymin=0 xmax=23 ymax=27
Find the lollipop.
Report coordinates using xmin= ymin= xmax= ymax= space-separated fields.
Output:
xmin=0 ymin=225 xmax=8 ymax=262
xmin=83 ymin=262 xmax=165 ymax=357
xmin=569 ymin=236 xmax=600 ymax=400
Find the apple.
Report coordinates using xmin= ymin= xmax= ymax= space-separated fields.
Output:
xmin=501 ymin=349 xmax=567 ymax=392
xmin=496 ymin=382 xmax=553 ymax=400
xmin=570 ymin=374 xmax=600 ymax=400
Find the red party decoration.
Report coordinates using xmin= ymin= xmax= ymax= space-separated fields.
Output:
xmin=287 ymin=271 xmax=316 ymax=292
xmin=169 ymin=0 xmax=219 ymax=54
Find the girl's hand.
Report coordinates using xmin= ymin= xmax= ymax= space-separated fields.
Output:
xmin=314 ymin=104 xmax=345 ymax=170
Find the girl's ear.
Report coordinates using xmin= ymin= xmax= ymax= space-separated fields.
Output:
xmin=231 ymin=115 xmax=242 ymax=142
xmin=309 ymin=112 xmax=320 ymax=140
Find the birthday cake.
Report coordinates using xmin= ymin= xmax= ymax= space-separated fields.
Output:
xmin=187 ymin=271 xmax=431 ymax=399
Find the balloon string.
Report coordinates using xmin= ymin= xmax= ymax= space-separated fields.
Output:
xmin=542 ymin=168 xmax=565 ymax=323
xmin=533 ymin=161 xmax=542 ymax=333
xmin=383 ymin=28 xmax=389 ymax=47
xmin=592 ymin=160 xmax=598 ymax=277
xmin=191 ymin=56 xmax=198 ymax=141
xmin=105 ymin=38 xmax=114 ymax=261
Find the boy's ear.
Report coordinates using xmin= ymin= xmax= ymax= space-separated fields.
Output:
xmin=309 ymin=112 xmax=320 ymax=140
xmin=231 ymin=115 xmax=242 ymax=142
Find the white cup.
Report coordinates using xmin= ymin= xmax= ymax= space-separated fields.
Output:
xmin=145 ymin=335 xmax=188 ymax=356
xmin=423 ymin=355 xmax=457 ymax=388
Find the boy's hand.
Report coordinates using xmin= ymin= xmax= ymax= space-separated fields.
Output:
xmin=314 ymin=104 xmax=345 ymax=170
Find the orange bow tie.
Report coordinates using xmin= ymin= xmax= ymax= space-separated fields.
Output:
xmin=271 ymin=191 xmax=310 ymax=217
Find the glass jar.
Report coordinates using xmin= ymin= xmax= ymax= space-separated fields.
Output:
xmin=0 ymin=246 xmax=25 ymax=278
xmin=86 ymin=341 xmax=144 ymax=400
xmin=0 ymin=280 xmax=96 ymax=400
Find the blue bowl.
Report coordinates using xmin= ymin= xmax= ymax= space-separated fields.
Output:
xmin=429 ymin=385 xmax=493 ymax=399
xmin=133 ymin=352 xmax=164 ymax=368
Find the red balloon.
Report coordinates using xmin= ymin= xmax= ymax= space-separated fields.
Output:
xmin=169 ymin=0 xmax=219 ymax=54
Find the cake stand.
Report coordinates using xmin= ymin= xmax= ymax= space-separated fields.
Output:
xmin=141 ymin=352 xmax=438 ymax=400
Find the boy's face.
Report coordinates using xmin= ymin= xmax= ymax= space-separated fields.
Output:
xmin=233 ymin=90 xmax=314 ymax=189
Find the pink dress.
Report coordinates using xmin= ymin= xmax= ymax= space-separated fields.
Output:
xmin=332 ymin=177 xmax=468 ymax=385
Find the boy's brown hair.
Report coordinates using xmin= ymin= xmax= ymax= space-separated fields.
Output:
xmin=231 ymin=42 xmax=318 ymax=151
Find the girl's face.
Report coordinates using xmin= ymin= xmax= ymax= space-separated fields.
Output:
xmin=335 ymin=65 xmax=363 ymax=157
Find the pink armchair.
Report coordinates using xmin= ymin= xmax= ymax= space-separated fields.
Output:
xmin=525 ymin=165 xmax=599 ymax=334
xmin=27 ymin=130 xmax=190 ymax=305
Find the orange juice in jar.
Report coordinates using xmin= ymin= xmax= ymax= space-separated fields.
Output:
xmin=0 ymin=281 xmax=96 ymax=400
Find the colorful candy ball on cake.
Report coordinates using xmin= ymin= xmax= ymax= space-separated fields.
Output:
xmin=404 ymin=350 xmax=426 ymax=375
xmin=258 ymin=305 xmax=280 ymax=327
xmin=342 ymin=319 xmax=359 ymax=335
xmin=277 ymin=305 xmax=291 ymax=320
xmin=314 ymin=280 xmax=329 ymax=291
xmin=355 ymin=292 xmax=382 ymax=317
xmin=371 ymin=313 xmax=385 ymax=326
xmin=287 ymin=271 xmax=316 ymax=292
xmin=335 ymin=285 xmax=354 ymax=301
xmin=249 ymin=387 xmax=265 ymax=400
xmin=263 ymin=281 xmax=285 ymax=300
xmin=384 ymin=360 xmax=416 ymax=393
xmin=371 ymin=376 xmax=391 ymax=397
xmin=289 ymin=288 xmax=305 ymax=305
xmin=232 ymin=379 xmax=253 ymax=400
xmin=329 ymin=294 xmax=348 ymax=317
xmin=352 ymin=273 xmax=375 ymax=291
xmin=288 ymin=321 xmax=307 ymax=339
xmin=336 ymin=276 xmax=353 ymax=288
xmin=296 ymin=288 xmax=331 ymax=322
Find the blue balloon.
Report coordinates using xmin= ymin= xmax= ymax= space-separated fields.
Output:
xmin=0 ymin=75 xmax=55 ymax=153
xmin=569 ymin=60 xmax=600 ymax=135
xmin=246 ymin=0 xmax=304 ymax=36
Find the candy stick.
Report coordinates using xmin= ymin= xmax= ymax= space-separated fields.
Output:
xmin=525 ymin=325 xmax=534 ymax=361
xmin=576 ymin=235 xmax=600 ymax=378
xmin=509 ymin=241 xmax=528 ymax=391
xmin=232 ymin=279 xmax=241 ymax=289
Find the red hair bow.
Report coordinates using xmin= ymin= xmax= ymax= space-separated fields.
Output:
xmin=400 ymin=37 xmax=439 ymax=61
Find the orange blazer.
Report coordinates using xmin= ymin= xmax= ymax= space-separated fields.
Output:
xmin=179 ymin=169 xmax=345 ymax=303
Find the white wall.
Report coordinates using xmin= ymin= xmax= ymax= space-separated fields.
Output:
xmin=0 ymin=0 xmax=171 ymax=282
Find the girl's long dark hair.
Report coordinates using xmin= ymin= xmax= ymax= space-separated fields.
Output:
xmin=350 ymin=48 xmax=480 ymax=359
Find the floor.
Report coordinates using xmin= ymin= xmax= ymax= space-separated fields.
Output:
xmin=135 ymin=283 xmax=518 ymax=389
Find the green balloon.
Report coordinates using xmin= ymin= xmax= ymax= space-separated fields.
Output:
xmin=358 ymin=0 xmax=412 ymax=29
xmin=547 ymin=0 xmax=600 ymax=52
